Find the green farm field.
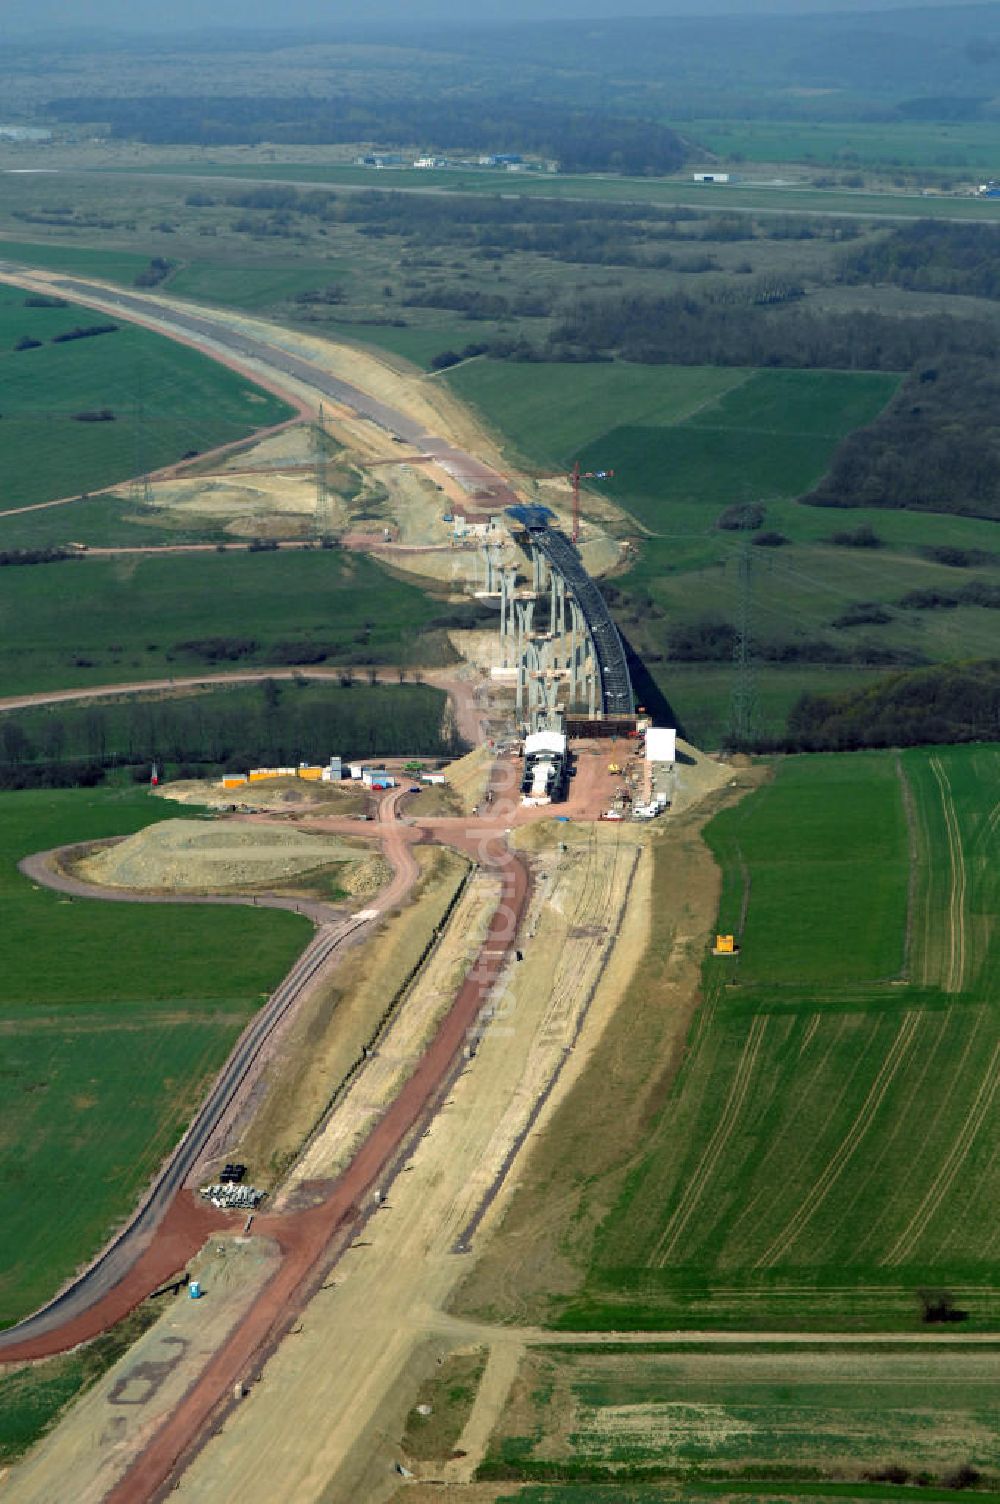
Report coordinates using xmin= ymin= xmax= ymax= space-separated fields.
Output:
xmin=483 ymin=1345 xmax=1000 ymax=1485
xmin=0 ymin=238 xmax=152 ymax=284
xmin=0 ymin=283 xmax=293 ymax=512
xmin=557 ymin=744 xmax=999 ymax=1331
xmin=680 ymin=119 xmax=1000 ymax=173
xmin=163 ymin=259 xmax=349 ymax=310
xmin=0 ymin=548 xmax=450 ymax=697
xmin=0 ymin=785 xmax=310 ymax=1326
xmin=0 ymin=492 xmax=233 ymax=550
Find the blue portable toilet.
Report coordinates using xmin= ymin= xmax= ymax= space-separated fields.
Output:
xmin=189 ymin=1280 xmax=202 ymax=1300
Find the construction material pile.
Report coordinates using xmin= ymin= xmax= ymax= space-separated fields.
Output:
xmin=80 ymin=819 xmax=360 ymax=891
xmin=199 ymin=1183 xmax=266 ymax=1211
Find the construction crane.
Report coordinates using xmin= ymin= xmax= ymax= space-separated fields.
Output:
xmin=568 ymin=460 xmax=614 ymax=545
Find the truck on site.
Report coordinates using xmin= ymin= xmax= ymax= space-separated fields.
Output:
xmin=520 ymin=729 xmax=569 ymax=806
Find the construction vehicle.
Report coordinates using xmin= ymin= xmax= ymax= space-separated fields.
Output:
xmin=608 ymin=762 xmax=621 ymax=775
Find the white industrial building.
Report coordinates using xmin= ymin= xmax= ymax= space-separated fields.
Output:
xmin=645 ymin=727 xmax=677 ymax=765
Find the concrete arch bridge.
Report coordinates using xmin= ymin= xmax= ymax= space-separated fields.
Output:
xmin=484 ymin=506 xmax=635 ymax=733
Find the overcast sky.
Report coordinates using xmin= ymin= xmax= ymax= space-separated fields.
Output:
xmin=1 ymin=0 xmax=991 ymax=32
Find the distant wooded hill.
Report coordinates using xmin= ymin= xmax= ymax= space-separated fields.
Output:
xmin=46 ymin=96 xmax=687 ymax=176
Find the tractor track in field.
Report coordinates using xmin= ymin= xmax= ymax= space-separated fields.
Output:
xmin=723 ymin=1011 xmax=852 ymax=1257
xmin=756 ymin=1010 xmax=923 ymax=1269
xmin=930 ymin=753 xmax=968 ymax=994
xmin=652 ymin=1012 xmax=769 ymax=1267
xmin=884 ymin=1034 xmax=1000 ymax=1267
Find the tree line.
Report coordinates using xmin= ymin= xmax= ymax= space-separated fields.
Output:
xmin=804 ymin=357 xmax=1000 ymax=522
xmin=781 ymin=660 xmax=1000 ymax=752
xmin=46 ymin=94 xmax=687 ymax=176
xmin=840 ymin=221 xmax=1000 ymax=302
xmin=0 ymin=680 xmax=464 ymax=789
xmin=539 ymin=292 xmax=998 ymax=370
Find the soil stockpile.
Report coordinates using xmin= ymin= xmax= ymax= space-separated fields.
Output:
xmin=80 ymin=819 xmax=360 ymax=891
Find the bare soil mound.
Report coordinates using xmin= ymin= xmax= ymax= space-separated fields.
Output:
xmin=80 ymin=819 xmax=360 ymax=892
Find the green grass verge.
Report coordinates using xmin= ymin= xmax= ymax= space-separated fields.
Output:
xmin=0 ymin=548 xmax=450 ymax=696
xmin=0 ymin=283 xmax=293 ymax=511
xmin=0 ymin=1304 xmax=161 ymax=1462
xmin=0 ymin=784 xmax=310 ymax=1326
xmin=556 ymin=744 xmax=1000 ymax=1331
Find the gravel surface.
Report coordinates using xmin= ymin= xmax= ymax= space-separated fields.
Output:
xmin=79 ymin=819 xmax=359 ymax=891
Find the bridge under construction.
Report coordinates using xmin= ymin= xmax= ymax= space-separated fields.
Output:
xmin=486 ymin=504 xmax=636 ymax=733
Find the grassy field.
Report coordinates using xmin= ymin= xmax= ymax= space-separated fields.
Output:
xmin=451 ymin=364 xmax=899 ymax=525
xmin=0 ymin=678 xmax=458 ymax=779
xmin=0 ymin=237 xmax=153 ymax=283
xmin=163 ymin=259 xmax=348 ymax=310
xmin=0 ymin=283 xmax=293 ymax=511
xmin=649 ymin=665 xmax=893 ymax=751
xmin=0 ymin=785 xmax=310 ymax=1327
xmin=483 ymin=1345 xmax=1000 ymax=1486
xmin=0 ymin=548 xmax=450 ymax=697
xmin=447 ymin=361 xmax=751 ymax=469
xmin=556 ymin=744 xmax=999 ymax=1331
xmin=117 ymin=162 xmax=1000 ymax=221
xmin=681 ymin=119 xmax=1000 ymax=173
xmin=0 ymin=493 xmax=236 ymax=550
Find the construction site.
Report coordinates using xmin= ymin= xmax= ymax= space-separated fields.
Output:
xmin=0 ymin=264 xmax=738 ymax=1504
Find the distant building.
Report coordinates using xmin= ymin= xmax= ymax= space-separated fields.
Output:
xmin=978 ymin=180 xmax=1000 ymax=198
xmin=692 ymin=171 xmax=732 ymax=184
